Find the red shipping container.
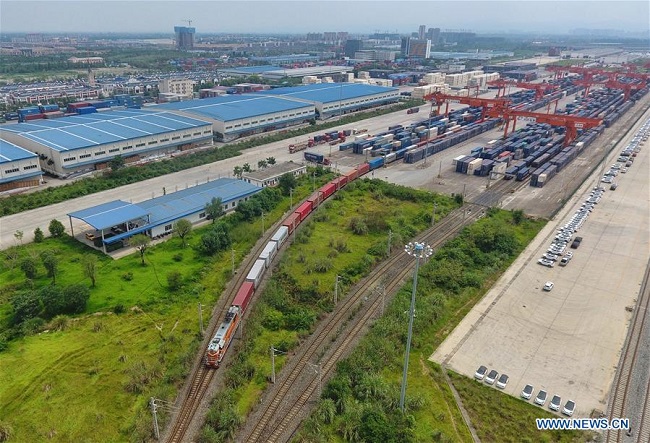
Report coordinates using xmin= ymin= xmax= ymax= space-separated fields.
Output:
xmin=233 ymin=282 xmax=255 ymax=313
xmin=295 ymin=201 xmax=312 ymax=222
xmin=357 ymin=162 xmax=370 ymax=176
xmin=24 ymin=113 xmax=45 ymax=121
xmin=319 ymin=183 xmax=336 ymax=199
xmin=306 ymin=191 xmax=321 ymax=210
xmin=282 ymin=212 xmax=301 ymax=234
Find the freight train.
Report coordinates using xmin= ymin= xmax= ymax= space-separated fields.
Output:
xmin=205 ymin=158 xmax=384 ymax=368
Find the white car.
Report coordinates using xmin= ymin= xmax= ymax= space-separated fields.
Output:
xmin=535 ymin=390 xmax=547 ymax=406
xmin=538 ymin=259 xmax=554 ymax=268
xmin=496 ymin=373 xmax=509 ymax=389
xmin=543 ymin=281 xmax=554 ymax=291
xmin=562 ymin=400 xmax=576 ymax=416
xmin=549 ymin=394 xmax=561 ymax=411
xmin=485 ymin=369 xmax=498 ymax=385
xmin=521 ymin=384 xmax=534 ymax=400
xmin=474 ymin=365 xmax=488 ymax=381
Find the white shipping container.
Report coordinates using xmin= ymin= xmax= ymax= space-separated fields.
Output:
xmin=452 ymin=154 xmax=466 ymax=166
xmin=492 ymin=161 xmax=508 ymax=174
xmin=246 ymin=259 xmax=266 ymax=288
xmin=271 ymin=226 xmax=289 ymax=246
xmin=259 ymin=241 xmax=278 ymax=268
xmin=487 ymin=140 xmax=498 ymax=145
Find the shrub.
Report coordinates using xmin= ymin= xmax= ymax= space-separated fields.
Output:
xmin=33 ymin=227 xmax=44 ymax=243
xmin=167 ymin=271 xmax=183 ymax=291
xmin=349 ymin=217 xmax=368 ymax=235
xmin=48 ymin=219 xmax=65 ymax=238
xmin=172 ymin=253 xmax=183 ymax=262
xmin=121 ymin=272 xmax=133 ymax=281
xmin=112 ymin=304 xmax=126 ymax=314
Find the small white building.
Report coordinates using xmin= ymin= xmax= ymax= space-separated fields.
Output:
xmin=242 ymin=162 xmax=307 ymax=188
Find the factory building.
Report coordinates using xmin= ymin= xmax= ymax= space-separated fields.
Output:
xmin=217 ymin=65 xmax=353 ymax=82
xmin=0 ymin=139 xmax=42 ymax=191
xmin=260 ymin=83 xmax=400 ymax=119
xmin=0 ymin=109 xmax=213 ymax=177
xmin=68 ymin=178 xmax=261 ymax=253
xmin=241 ymin=162 xmax=306 ymax=188
xmin=155 ymin=94 xmax=316 ymax=142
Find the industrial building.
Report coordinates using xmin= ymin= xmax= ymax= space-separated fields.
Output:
xmin=0 ymin=139 xmax=42 ymax=191
xmin=0 ymin=109 xmax=213 ymax=177
xmin=67 ymin=177 xmax=261 ymax=253
xmin=155 ymin=94 xmax=316 ymax=142
xmin=218 ymin=65 xmax=353 ymax=82
xmin=241 ymin=162 xmax=306 ymax=188
xmin=260 ymin=83 xmax=400 ymax=118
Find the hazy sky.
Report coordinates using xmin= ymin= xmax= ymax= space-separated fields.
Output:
xmin=1 ymin=1 xmax=648 ymax=35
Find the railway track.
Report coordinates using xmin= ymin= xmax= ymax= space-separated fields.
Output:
xmin=164 ymin=215 xmax=287 ymax=443
xmin=605 ymin=261 xmax=650 ymax=443
xmin=241 ymin=204 xmax=483 ymax=443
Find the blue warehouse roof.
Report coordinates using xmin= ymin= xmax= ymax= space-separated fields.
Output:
xmin=259 ymin=83 xmax=399 ymax=105
xmin=68 ymin=200 xmax=149 ymax=231
xmin=0 ymin=109 xmax=212 ymax=153
xmin=155 ymin=94 xmax=314 ymax=122
xmin=219 ymin=65 xmax=283 ymax=75
xmin=0 ymin=139 xmax=38 ymax=163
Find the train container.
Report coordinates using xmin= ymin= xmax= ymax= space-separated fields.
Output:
xmin=205 ymin=305 xmax=241 ymax=367
xmin=67 ymin=102 xmax=91 ymax=111
xmin=43 ymin=111 xmax=65 ymax=119
xmin=356 ymin=163 xmax=370 ymax=176
xmin=259 ymin=241 xmax=278 ymax=268
xmin=481 ymin=159 xmax=495 ymax=173
xmin=344 ymin=169 xmax=358 ymax=182
xmin=368 ymin=157 xmax=385 ymax=170
xmin=4 ymin=112 xmax=19 ymax=120
xmin=246 ymin=259 xmax=266 ymax=288
xmin=304 ymin=151 xmax=329 ymax=165
xmin=384 ymin=152 xmax=397 ymax=164
xmin=516 ymin=167 xmax=531 ymax=181
xmin=295 ymin=201 xmax=313 ymax=222
xmin=18 ymin=106 xmax=42 ymax=116
xmin=339 ymin=142 xmax=353 ymax=151
xmin=306 ymin=191 xmax=322 ymax=210
xmin=405 ymin=148 xmax=424 ymax=164
xmin=76 ymin=106 xmax=97 ymax=115
xmin=282 ymin=212 xmax=301 ymax=234
xmin=452 ymin=155 xmax=466 ymax=166
xmin=39 ymin=104 xmax=60 ymax=113
xmin=531 ymin=153 xmax=550 ymax=168
xmin=233 ymin=282 xmax=255 ymax=313
xmin=271 ymin=226 xmax=289 ymax=247
xmin=395 ymin=148 xmax=408 ymax=160
xmin=24 ymin=113 xmax=45 ymax=121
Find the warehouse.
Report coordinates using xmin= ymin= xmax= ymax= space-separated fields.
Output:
xmin=217 ymin=65 xmax=352 ymax=81
xmin=260 ymin=83 xmax=400 ymax=118
xmin=0 ymin=109 xmax=213 ymax=177
xmin=155 ymin=94 xmax=316 ymax=142
xmin=0 ymin=139 xmax=42 ymax=191
xmin=68 ymin=178 xmax=261 ymax=253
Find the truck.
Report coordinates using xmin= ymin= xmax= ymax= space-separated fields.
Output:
xmin=407 ymin=107 xmax=420 ymax=114
xmin=288 ymin=138 xmax=314 ymax=153
xmin=304 ymin=151 xmax=331 ymax=165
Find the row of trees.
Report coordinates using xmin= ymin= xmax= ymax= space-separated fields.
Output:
xmin=232 ymin=156 xmax=276 ymax=179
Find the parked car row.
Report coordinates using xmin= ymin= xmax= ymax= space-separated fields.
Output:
xmin=474 ymin=365 xmax=509 ymax=389
xmin=521 ymin=383 xmax=575 ymax=416
xmin=604 ymin=119 xmax=646 ymax=185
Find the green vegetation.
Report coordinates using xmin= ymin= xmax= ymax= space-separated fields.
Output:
xmin=197 ymin=179 xmax=456 ymax=441
xmin=0 ymin=170 xmax=328 ymax=442
xmin=0 ymin=99 xmax=421 ymax=218
xmin=292 ymin=208 xmax=592 ymax=443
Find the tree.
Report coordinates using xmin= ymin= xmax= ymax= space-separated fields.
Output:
xmin=13 ymin=230 xmax=23 ymax=245
xmin=33 ymin=227 xmax=44 ymax=243
xmin=233 ymin=166 xmax=243 ymax=179
xmin=205 ymin=197 xmax=224 ymax=223
xmin=257 ymin=159 xmax=268 ymax=169
xmin=41 ymin=251 xmax=59 ymax=284
xmin=198 ymin=222 xmax=231 ymax=255
xmin=278 ymin=173 xmax=297 ymax=196
xmin=242 ymin=163 xmax=251 ymax=173
xmin=11 ymin=291 xmax=41 ymax=324
xmin=512 ymin=209 xmax=525 ymax=225
xmin=173 ymin=219 xmax=192 ymax=247
xmin=61 ymin=284 xmax=90 ymax=314
xmin=48 ymin=219 xmax=65 ymax=238
xmin=20 ymin=257 xmax=38 ymax=279
xmin=128 ymin=234 xmax=151 ymax=266
xmin=82 ymin=254 xmax=98 ymax=287
xmin=266 ymin=156 xmax=276 ymax=166
xmin=109 ymin=155 xmax=125 ymax=171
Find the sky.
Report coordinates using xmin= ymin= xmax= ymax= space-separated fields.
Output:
xmin=1 ymin=0 xmax=648 ymax=35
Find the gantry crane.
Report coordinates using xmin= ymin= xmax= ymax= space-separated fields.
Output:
xmin=424 ymin=92 xmax=511 ymax=123
xmin=501 ymin=110 xmax=602 ymax=146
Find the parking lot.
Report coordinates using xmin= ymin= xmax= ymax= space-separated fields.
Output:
xmin=430 ymin=106 xmax=650 ymax=418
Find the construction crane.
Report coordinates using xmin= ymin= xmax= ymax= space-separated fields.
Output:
xmin=424 ymin=92 xmax=511 ymax=123
xmin=184 ymin=19 xmax=193 ymax=27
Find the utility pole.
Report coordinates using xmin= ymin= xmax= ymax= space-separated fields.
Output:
xmin=261 ymin=211 xmax=265 ymax=234
xmin=308 ymin=363 xmax=322 ymax=398
xmin=334 ymin=275 xmax=341 ymax=304
xmin=270 ymin=346 xmax=276 ymax=384
xmin=462 ymin=183 xmax=466 ymax=200
xmin=289 ymin=188 xmax=294 ymax=209
xmin=231 ymin=247 xmax=235 ymax=275
xmin=387 ymin=229 xmax=393 ymax=256
xmin=438 ymin=160 xmax=442 ymax=178
xmin=198 ymin=303 xmax=204 ymax=336
xmin=150 ymin=397 xmax=160 ymax=440
xmin=312 ymin=171 xmax=315 ymax=191
xmin=431 ymin=203 xmax=437 ymax=227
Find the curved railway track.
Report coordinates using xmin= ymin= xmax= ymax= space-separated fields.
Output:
xmin=164 ymin=215 xmax=287 ymax=443
xmin=605 ymin=261 xmax=650 ymax=443
xmin=241 ymin=204 xmax=483 ymax=443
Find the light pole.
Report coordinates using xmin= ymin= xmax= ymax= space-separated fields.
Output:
xmin=400 ymin=241 xmax=433 ymax=412
xmin=289 ymin=188 xmax=294 ymax=209
xmin=334 ymin=275 xmax=341 ymax=304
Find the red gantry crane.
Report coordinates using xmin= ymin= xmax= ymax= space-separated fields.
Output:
xmin=424 ymin=92 xmax=511 ymax=123
xmin=502 ymin=110 xmax=602 ymax=146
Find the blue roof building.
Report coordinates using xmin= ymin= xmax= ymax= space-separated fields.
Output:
xmin=0 ymin=109 xmax=213 ymax=177
xmin=0 ymin=138 xmax=42 ymax=190
xmin=156 ymin=94 xmax=315 ymax=141
xmin=68 ymin=178 xmax=261 ymax=253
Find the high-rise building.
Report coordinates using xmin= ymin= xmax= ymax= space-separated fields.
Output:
xmin=408 ymin=39 xmax=431 ymax=59
xmin=401 ymin=37 xmax=411 ymax=57
xmin=174 ymin=26 xmax=195 ymax=50
xmin=344 ymin=39 xmax=363 ymax=58
xmin=418 ymin=25 xmax=426 ymax=40
xmin=427 ymin=27 xmax=441 ymax=44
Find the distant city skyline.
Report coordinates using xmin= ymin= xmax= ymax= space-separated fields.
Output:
xmin=1 ymin=1 xmax=648 ymax=35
